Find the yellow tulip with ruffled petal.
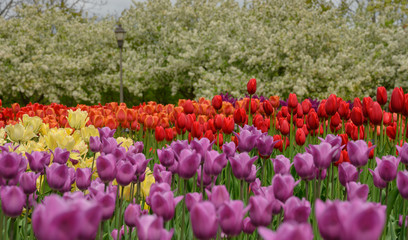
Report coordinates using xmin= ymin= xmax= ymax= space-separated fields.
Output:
xmin=44 ymin=128 xmax=76 ymax=151
xmin=80 ymin=126 xmax=99 ymax=143
xmin=0 ymin=128 xmax=6 ymax=145
xmin=21 ymin=114 xmax=43 ymax=134
xmin=116 ymin=137 xmax=134 ymax=150
xmin=67 ymin=109 xmax=89 ymax=130
xmin=5 ymin=123 xmax=36 ymax=143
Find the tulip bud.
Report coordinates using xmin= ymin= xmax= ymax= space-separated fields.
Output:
xmin=76 ymin=168 xmax=92 ymax=190
xmin=295 ymin=128 xmax=306 ymax=146
xmin=347 ymin=182 xmax=369 ymax=201
xmin=96 ymin=154 xmax=117 ymax=183
xmin=377 ymin=155 xmax=399 ymax=182
xmin=288 ymin=93 xmax=298 ymax=109
xmin=124 ymin=203 xmax=142 ymax=227
xmin=351 ymin=107 xmax=364 ymax=126
xmin=212 ymin=95 xmax=223 ymax=110
xmin=116 ymin=161 xmax=136 ymax=186
xmin=19 ymin=172 xmax=39 ymax=195
xmin=183 ymin=100 xmax=194 ymax=114
xmin=155 ymin=126 xmax=165 ymax=142
xmin=377 ymin=86 xmax=387 ymax=106
xmin=249 ymin=196 xmax=273 ymax=226
xmin=325 ymin=94 xmax=337 ymax=116
xmin=247 ymin=78 xmax=257 ymax=95
xmin=218 ymin=200 xmax=248 ymax=236
xmin=390 ymin=87 xmax=404 ymax=113
xmin=150 ymin=191 xmax=183 ymax=221
xmin=397 ymin=171 xmax=408 ymax=200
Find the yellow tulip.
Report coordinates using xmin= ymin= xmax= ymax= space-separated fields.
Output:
xmin=116 ymin=137 xmax=134 ymax=150
xmin=67 ymin=109 xmax=89 ymax=130
xmin=21 ymin=114 xmax=43 ymax=134
xmin=0 ymin=128 xmax=6 ymax=145
xmin=80 ymin=126 xmax=99 ymax=143
xmin=5 ymin=123 xmax=36 ymax=142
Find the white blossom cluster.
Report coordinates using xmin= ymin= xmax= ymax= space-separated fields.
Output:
xmin=1 ymin=1 xmax=407 ymax=104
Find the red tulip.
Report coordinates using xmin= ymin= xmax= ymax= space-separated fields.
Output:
xmin=377 ymin=86 xmax=387 ymax=106
xmin=287 ymin=93 xmax=298 ymax=109
xmin=247 ymin=78 xmax=257 ymax=95
xmin=325 ymin=94 xmax=337 ymax=116
xmin=212 ymin=95 xmax=223 ymax=110
xmin=279 ymin=119 xmax=290 ymax=136
xmin=155 ymin=126 xmax=165 ymax=142
xmin=204 ymin=130 xmax=214 ymax=142
xmin=403 ymin=94 xmax=408 ymax=117
xmin=307 ymin=111 xmax=319 ymax=130
xmin=11 ymin=103 xmax=20 ymax=114
xmin=362 ymin=97 xmax=373 ymax=118
xmin=191 ymin=121 xmax=203 ymax=139
xmin=368 ymin=102 xmax=382 ymax=126
xmin=165 ymin=128 xmax=174 ymax=142
xmin=338 ymin=101 xmax=350 ymax=119
xmin=330 ymin=112 xmax=341 ymax=128
xmin=214 ymin=114 xmax=224 ymax=131
xmin=176 ymin=113 xmax=187 ymax=130
xmin=317 ymin=102 xmax=328 ymax=120
xmin=183 ymin=100 xmax=195 ymax=114
xmin=350 ymin=107 xmax=364 ymax=126
xmin=296 ymin=118 xmax=304 ymax=128
xmin=390 ymin=87 xmax=404 ymax=113
xmin=383 ymin=112 xmax=392 ymax=125
xmin=116 ymin=107 xmax=127 ymax=123
xmin=222 ymin=117 xmax=234 ymax=134
xmin=339 ymin=133 xmax=348 ymax=146
xmin=351 ymin=125 xmax=365 ymax=140
xmin=302 ymin=99 xmax=312 ymax=114
xmin=263 ymin=101 xmax=274 ymax=116
xmin=353 ymin=98 xmax=362 ymax=110
xmin=270 ymin=96 xmax=280 ymax=109
xmin=386 ymin=124 xmax=396 ymax=140
xmin=295 ymin=128 xmax=306 ymax=146
xmin=233 ymin=108 xmax=247 ymax=126
xmin=296 ymin=104 xmax=303 ymax=118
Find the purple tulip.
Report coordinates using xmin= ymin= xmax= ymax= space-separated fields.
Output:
xmin=75 ymin=198 xmax=103 ymax=240
xmin=177 ymin=149 xmax=200 ymax=179
xmin=131 ymin=141 xmax=144 ymax=153
xmin=197 ymin=165 xmax=213 ymax=188
xmin=369 ymin=167 xmax=387 ymax=189
xmin=258 ymin=222 xmax=313 ymax=240
xmin=245 ymin=165 xmax=258 ymax=183
xmin=190 ymin=201 xmax=218 ymax=240
xmin=272 ymin=174 xmax=299 ymax=202
xmin=249 ymin=195 xmax=273 ymax=226
xmin=376 ymin=156 xmax=400 ymax=182
xmin=157 ymin=147 xmax=175 ymax=167
xmin=397 ymin=171 xmax=408 ymax=200
xmin=229 ymin=152 xmax=258 ymax=180
xmin=98 ymin=127 xmax=116 ymax=139
xmin=399 ymin=215 xmax=408 ymax=227
xmin=347 ymin=182 xmax=369 ymax=201
xmin=397 ymin=143 xmax=408 ymax=165
xmin=51 ymin=147 xmax=70 ymax=164
xmin=315 ymin=199 xmax=386 ymax=240
xmin=347 ymin=140 xmax=376 ymax=168
xmin=46 ymin=163 xmax=69 ymax=191
xmin=93 ymin=190 xmax=116 ymax=220
xmin=170 ymin=140 xmax=189 ymax=157
xmin=338 ymin=162 xmax=359 ymax=187
xmin=111 ymin=226 xmax=125 ymax=240
xmin=126 ymin=153 xmax=151 ymax=176
xmin=26 ymin=151 xmax=50 ymax=173
xmin=0 ymin=152 xmax=27 ymax=180
xmin=293 ymin=152 xmax=315 ymax=180
xmin=204 ymin=150 xmax=227 ymax=176
xmin=89 ymin=136 xmax=101 ymax=152
xmin=256 ymin=134 xmax=279 ymax=158
xmin=32 ymin=195 xmax=81 ymax=240
xmin=218 ymin=200 xmax=249 ymax=236
xmin=223 ymin=142 xmax=236 ymax=159
xmin=307 ymin=142 xmax=338 ymax=169
xmin=233 ymin=128 xmax=258 ymax=152
xmin=116 ymin=160 xmax=136 ymax=186
xmin=124 ymin=203 xmax=142 ymax=228
xmin=272 ymin=155 xmax=292 ymax=175
xmin=190 ymin=138 xmax=214 ymax=163
xmin=243 ymin=217 xmax=256 ymax=234
xmin=146 ymin=183 xmax=172 ymax=205
xmin=100 ymin=137 xmax=118 ymax=154
xmin=249 ymin=178 xmax=262 ymax=195
xmin=319 ymin=134 xmax=343 ymax=161
xmin=207 ymin=185 xmax=230 ymax=209
xmin=262 ymin=186 xmax=285 ymax=215
xmin=185 ymin=192 xmax=202 ymax=211
xmin=135 ymin=214 xmax=173 ymax=240
xmin=284 ymin=196 xmax=311 ymax=223
xmin=96 ymin=154 xmax=117 ymax=182
xmin=150 ymin=191 xmax=183 ymax=221
xmin=153 ymin=164 xmax=172 ymax=185
xmin=19 ymin=172 xmax=39 ymax=194
xmin=112 ymin=147 xmax=126 ymax=161
xmin=76 ymin=168 xmax=92 ymax=190
xmin=0 ymin=186 xmax=25 ymax=217
xmin=60 ymin=167 xmax=75 ymax=193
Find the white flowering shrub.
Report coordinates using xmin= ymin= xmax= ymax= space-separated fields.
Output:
xmin=1 ymin=1 xmax=407 ymax=104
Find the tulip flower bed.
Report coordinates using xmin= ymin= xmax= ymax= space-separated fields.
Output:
xmin=0 ymin=79 xmax=407 ymax=240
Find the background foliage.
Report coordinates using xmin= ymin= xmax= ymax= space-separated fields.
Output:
xmin=0 ymin=0 xmax=407 ymax=106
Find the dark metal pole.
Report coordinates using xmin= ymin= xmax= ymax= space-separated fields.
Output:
xmin=119 ymin=46 xmax=123 ymax=103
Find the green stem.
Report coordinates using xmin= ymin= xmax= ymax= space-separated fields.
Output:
xmin=200 ymin=163 xmax=204 ymax=199
xmin=117 ymin=186 xmax=125 ymax=240
xmin=240 ymin=179 xmax=244 ymax=200
xmin=136 ymin=179 xmax=141 ymax=204
xmin=181 ymin=179 xmax=187 ymax=240
xmin=91 ymin=152 xmax=96 ymax=179
xmin=248 ymin=95 xmax=252 ymax=126
xmin=25 ymin=195 xmax=29 ymax=239
xmin=401 ymin=199 xmax=406 ymax=240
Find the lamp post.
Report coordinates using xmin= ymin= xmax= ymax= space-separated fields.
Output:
xmin=114 ymin=24 xmax=126 ymax=103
